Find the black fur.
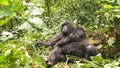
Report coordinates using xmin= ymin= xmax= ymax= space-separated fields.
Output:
xmin=46 ymin=25 xmax=91 ymax=66
xmin=34 ymin=21 xmax=98 ymax=66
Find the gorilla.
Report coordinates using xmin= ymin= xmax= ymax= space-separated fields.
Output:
xmin=34 ymin=21 xmax=98 ymax=66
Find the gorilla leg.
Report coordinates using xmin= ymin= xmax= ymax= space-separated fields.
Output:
xmin=46 ymin=47 xmax=66 ymax=66
xmin=84 ymin=45 xmax=98 ymax=60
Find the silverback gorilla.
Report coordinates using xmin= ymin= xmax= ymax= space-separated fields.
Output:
xmin=34 ymin=21 xmax=98 ymax=66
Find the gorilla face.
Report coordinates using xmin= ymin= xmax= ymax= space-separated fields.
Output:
xmin=61 ymin=21 xmax=74 ymax=36
xmin=61 ymin=25 xmax=69 ymax=36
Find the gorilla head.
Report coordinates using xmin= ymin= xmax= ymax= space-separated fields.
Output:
xmin=61 ymin=21 xmax=74 ymax=36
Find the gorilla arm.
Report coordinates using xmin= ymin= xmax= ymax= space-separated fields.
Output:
xmin=54 ymin=29 xmax=85 ymax=47
xmin=35 ymin=34 xmax=62 ymax=47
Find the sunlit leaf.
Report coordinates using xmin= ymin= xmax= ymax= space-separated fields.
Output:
xmin=107 ymin=37 xmax=115 ymax=46
xmin=91 ymin=53 xmax=102 ymax=60
xmin=104 ymin=34 xmax=109 ymax=38
xmin=97 ymin=44 xmax=103 ymax=49
xmin=4 ymin=49 xmax=11 ymax=56
xmin=104 ymin=5 xmax=113 ymax=9
xmin=28 ymin=17 xmax=44 ymax=28
xmin=0 ymin=0 xmax=9 ymax=6
xmin=104 ymin=63 xmax=112 ymax=68
xmin=0 ymin=56 xmax=6 ymax=63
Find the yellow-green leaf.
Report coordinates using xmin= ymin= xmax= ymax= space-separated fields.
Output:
xmin=0 ymin=0 xmax=9 ymax=6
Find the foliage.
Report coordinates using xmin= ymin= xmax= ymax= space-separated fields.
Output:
xmin=80 ymin=54 xmax=120 ymax=68
xmin=0 ymin=0 xmax=120 ymax=68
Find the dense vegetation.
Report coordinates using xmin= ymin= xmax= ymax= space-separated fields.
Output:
xmin=0 ymin=0 xmax=120 ymax=68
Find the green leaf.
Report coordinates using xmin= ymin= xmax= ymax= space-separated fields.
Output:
xmin=105 ymin=25 xmax=110 ymax=31
xmin=0 ymin=13 xmax=16 ymax=26
xmin=104 ymin=5 xmax=113 ymax=9
xmin=107 ymin=37 xmax=115 ymax=46
xmin=0 ymin=18 xmax=9 ymax=26
xmin=0 ymin=56 xmax=6 ymax=63
xmin=91 ymin=53 xmax=103 ymax=62
xmin=36 ymin=57 xmax=42 ymax=64
xmin=113 ymin=16 xmax=120 ymax=27
xmin=0 ymin=0 xmax=9 ymax=6
xmin=97 ymin=44 xmax=103 ymax=49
